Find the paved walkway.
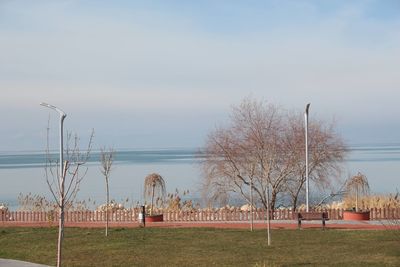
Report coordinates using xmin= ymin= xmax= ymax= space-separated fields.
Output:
xmin=0 ymin=259 xmax=51 ymax=267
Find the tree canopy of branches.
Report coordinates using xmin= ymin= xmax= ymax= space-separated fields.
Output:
xmin=144 ymin=173 xmax=166 ymax=215
xmin=46 ymin=131 xmax=94 ymax=209
xmin=201 ymin=98 xmax=346 ymax=212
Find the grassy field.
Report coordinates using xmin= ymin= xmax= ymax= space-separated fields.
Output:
xmin=0 ymin=227 xmax=399 ymax=266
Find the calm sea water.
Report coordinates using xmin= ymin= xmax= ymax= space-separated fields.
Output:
xmin=0 ymin=145 xmax=399 ymax=209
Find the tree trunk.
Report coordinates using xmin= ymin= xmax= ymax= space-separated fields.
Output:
xmin=57 ymin=162 xmax=67 ymax=267
xmin=292 ymin=194 xmax=298 ymax=212
xmin=266 ymin=185 xmax=271 ymax=246
xmin=150 ymin=185 xmax=155 ymax=216
xmin=106 ymin=177 xmax=109 ymax=237
xmin=355 ymin=186 xmax=359 ymax=212
xmin=57 ymin=205 xmax=64 ymax=267
xmin=292 ymin=182 xmax=303 ymax=212
xmin=250 ymin=180 xmax=253 ymax=232
xmin=270 ymin=190 xmax=277 ymax=217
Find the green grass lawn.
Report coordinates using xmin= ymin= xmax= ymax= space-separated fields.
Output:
xmin=0 ymin=227 xmax=399 ymax=266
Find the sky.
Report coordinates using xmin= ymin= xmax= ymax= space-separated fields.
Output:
xmin=1 ymin=0 xmax=400 ymax=151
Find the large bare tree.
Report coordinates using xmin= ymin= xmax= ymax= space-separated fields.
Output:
xmin=201 ymin=98 xmax=346 ymax=213
xmin=45 ymin=129 xmax=94 ymax=267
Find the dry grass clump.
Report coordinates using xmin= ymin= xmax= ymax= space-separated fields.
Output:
xmin=17 ymin=192 xmax=94 ymax=212
xmin=0 ymin=203 xmax=8 ymax=212
xmin=342 ymin=193 xmax=400 ymax=210
xmin=318 ymin=193 xmax=400 ymax=210
xmin=96 ymin=199 xmax=129 ymax=212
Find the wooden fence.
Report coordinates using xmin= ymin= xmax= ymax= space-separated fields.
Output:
xmin=1 ymin=208 xmax=399 ymax=223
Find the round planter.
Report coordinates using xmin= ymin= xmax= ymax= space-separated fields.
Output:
xmin=146 ymin=214 xmax=163 ymax=222
xmin=343 ymin=210 xmax=370 ymax=221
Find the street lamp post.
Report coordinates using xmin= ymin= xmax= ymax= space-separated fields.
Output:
xmin=40 ymin=102 xmax=66 ymax=267
xmin=305 ymin=103 xmax=310 ymax=212
xmin=40 ymin=103 xmax=66 ymax=181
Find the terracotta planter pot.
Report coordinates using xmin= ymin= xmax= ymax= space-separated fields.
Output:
xmin=146 ymin=214 xmax=163 ymax=222
xmin=343 ymin=210 xmax=370 ymax=221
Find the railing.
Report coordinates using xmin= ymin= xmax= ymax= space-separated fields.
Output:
xmin=1 ymin=208 xmax=399 ymax=223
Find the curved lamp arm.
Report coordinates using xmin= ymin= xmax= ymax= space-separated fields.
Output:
xmin=40 ymin=102 xmax=66 ymax=118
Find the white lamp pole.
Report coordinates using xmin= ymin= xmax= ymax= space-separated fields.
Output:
xmin=305 ymin=103 xmax=310 ymax=212
xmin=40 ymin=102 xmax=66 ymax=181
xmin=40 ymin=102 xmax=66 ymax=267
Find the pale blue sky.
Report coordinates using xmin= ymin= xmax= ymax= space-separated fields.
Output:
xmin=1 ymin=0 xmax=399 ymax=150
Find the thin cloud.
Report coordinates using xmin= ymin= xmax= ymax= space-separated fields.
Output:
xmin=0 ymin=1 xmax=399 ymax=149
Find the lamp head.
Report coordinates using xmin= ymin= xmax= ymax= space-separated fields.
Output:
xmin=40 ymin=102 xmax=66 ymax=117
xmin=305 ymin=103 xmax=310 ymax=114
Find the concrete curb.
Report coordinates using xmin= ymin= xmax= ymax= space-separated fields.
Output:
xmin=0 ymin=259 xmax=52 ymax=267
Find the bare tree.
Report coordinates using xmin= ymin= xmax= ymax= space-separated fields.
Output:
xmin=203 ymin=100 xmax=274 ymax=211
xmin=201 ymin=99 xmax=282 ymax=242
xmin=345 ymin=172 xmax=370 ymax=212
xmin=201 ymin=97 xmax=346 ymax=213
xmin=100 ymin=147 xmax=115 ymax=237
xmin=144 ymin=173 xmax=166 ymax=215
xmin=45 ymin=128 xmax=94 ymax=267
